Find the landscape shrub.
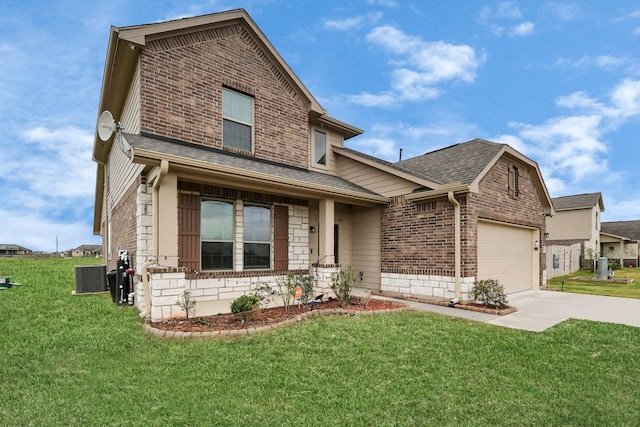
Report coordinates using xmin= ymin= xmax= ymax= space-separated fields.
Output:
xmin=230 ymin=294 xmax=261 ymax=322
xmin=470 ymin=279 xmax=508 ymax=309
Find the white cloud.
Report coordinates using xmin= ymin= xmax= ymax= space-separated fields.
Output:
xmin=609 ymin=78 xmax=640 ymax=117
xmin=0 ymin=124 xmax=97 ymax=251
xmin=556 ymin=91 xmax=609 ymax=113
xmin=349 ymin=26 xmax=481 ymax=106
xmin=560 ymin=55 xmax=628 ymax=70
xmin=348 ymin=136 xmax=399 ymax=160
xmin=497 ymin=78 xmax=640 ymax=197
xmin=509 ymin=21 xmax=534 ymax=36
xmin=347 ymin=91 xmax=397 ymax=108
xmin=323 ymin=12 xmax=382 ymax=31
xmin=511 ymin=114 xmax=606 ymax=181
xmin=548 ymin=3 xmax=583 ymax=21
xmin=479 ymin=2 xmax=523 ymax=21
xmin=478 ymin=2 xmax=533 ymax=35
xmin=323 ymin=16 xmax=364 ymax=31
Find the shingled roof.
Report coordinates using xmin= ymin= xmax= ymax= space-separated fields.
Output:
xmin=125 ymin=133 xmax=384 ymax=200
xmin=601 ymin=220 xmax=640 ymax=240
xmin=395 ymin=139 xmax=506 ymax=185
xmin=552 ymin=192 xmax=604 ymax=211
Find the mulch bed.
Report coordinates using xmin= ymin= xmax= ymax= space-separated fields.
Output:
xmin=145 ymin=297 xmax=408 ymax=338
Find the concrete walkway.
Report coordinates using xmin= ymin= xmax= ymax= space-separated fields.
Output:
xmin=376 ymin=290 xmax=640 ymax=332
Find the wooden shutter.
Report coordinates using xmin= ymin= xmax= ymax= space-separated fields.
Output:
xmin=274 ymin=205 xmax=289 ymax=271
xmin=508 ymin=166 xmax=515 ymax=197
xmin=178 ymin=193 xmax=200 ymax=271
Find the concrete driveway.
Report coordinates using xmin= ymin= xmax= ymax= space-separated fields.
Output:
xmin=376 ymin=290 xmax=640 ymax=332
xmin=488 ymin=290 xmax=640 ymax=332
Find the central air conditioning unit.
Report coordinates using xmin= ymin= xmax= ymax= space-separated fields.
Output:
xmin=74 ymin=265 xmax=107 ymax=294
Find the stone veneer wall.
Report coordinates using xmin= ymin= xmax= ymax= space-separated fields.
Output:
xmin=137 ymin=201 xmax=311 ymax=321
xmin=135 ymin=181 xmax=153 ymax=273
xmin=380 ymin=271 xmax=476 ymax=300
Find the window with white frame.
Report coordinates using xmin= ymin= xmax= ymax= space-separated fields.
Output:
xmin=243 ymin=205 xmax=271 ymax=269
xmin=314 ymin=130 xmax=327 ymax=166
xmin=201 ymin=200 xmax=234 ymax=270
xmin=223 ymin=88 xmax=253 ymax=151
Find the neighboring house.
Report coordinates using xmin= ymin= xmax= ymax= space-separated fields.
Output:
xmin=600 ymin=221 xmax=640 ymax=267
xmin=70 ymin=245 xmax=103 ymax=257
xmin=0 ymin=244 xmax=32 ymax=256
xmin=546 ymin=192 xmax=604 ymax=265
xmin=92 ymin=9 xmax=554 ymax=321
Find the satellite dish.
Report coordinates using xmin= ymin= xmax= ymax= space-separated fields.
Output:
xmin=97 ymin=110 xmax=116 ymax=142
xmin=97 ymin=110 xmax=131 ymax=158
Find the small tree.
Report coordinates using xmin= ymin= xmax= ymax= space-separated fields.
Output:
xmin=470 ymin=279 xmax=508 ymax=309
xmin=176 ymin=290 xmax=196 ymax=320
xmin=331 ymin=264 xmax=356 ymax=307
xmin=275 ymin=274 xmax=296 ymax=312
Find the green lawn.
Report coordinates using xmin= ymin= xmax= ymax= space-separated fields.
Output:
xmin=547 ymin=267 xmax=640 ymax=298
xmin=1 ymin=257 xmax=640 ymax=426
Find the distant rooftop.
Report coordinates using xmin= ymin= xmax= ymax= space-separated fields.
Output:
xmin=552 ymin=192 xmax=604 ymax=211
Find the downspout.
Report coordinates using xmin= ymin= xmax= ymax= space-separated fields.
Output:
xmin=142 ymin=160 xmax=168 ymax=320
xmin=139 ymin=258 xmax=155 ymax=319
xmin=448 ymin=191 xmax=461 ymax=303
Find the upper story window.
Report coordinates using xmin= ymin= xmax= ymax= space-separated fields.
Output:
xmin=223 ymin=88 xmax=253 ymax=152
xmin=314 ymin=130 xmax=327 ymax=166
xmin=201 ymin=200 xmax=234 ymax=271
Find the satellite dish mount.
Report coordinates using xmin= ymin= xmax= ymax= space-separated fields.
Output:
xmin=97 ymin=110 xmax=131 ymax=158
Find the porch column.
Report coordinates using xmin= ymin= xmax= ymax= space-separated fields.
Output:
xmin=318 ymin=198 xmax=335 ymax=264
xmin=315 ymin=198 xmax=338 ymax=296
xmin=156 ymin=172 xmax=179 ymax=267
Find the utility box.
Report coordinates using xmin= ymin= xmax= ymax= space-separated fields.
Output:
xmin=597 ymin=257 xmax=609 ymax=280
xmin=74 ymin=265 xmax=107 ymax=294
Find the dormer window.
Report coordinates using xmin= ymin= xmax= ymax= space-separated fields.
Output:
xmin=314 ymin=130 xmax=327 ymax=166
xmin=223 ymin=88 xmax=253 ymax=152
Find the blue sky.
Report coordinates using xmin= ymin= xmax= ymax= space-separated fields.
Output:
xmin=1 ymin=0 xmax=640 ymax=252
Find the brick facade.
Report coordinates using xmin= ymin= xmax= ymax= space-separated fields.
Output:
xmin=105 ymin=178 xmax=140 ymax=271
xmin=139 ymin=24 xmax=311 ymax=169
xmin=477 ymin=157 xmax=547 ymax=283
xmin=380 ymin=156 xmax=547 ymax=298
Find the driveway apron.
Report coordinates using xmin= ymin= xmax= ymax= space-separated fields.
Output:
xmin=487 ymin=290 xmax=640 ymax=332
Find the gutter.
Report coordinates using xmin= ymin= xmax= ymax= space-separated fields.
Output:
xmin=448 ymin=191 xmax=462 ymax=302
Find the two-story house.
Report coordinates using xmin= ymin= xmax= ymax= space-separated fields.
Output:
xmin=93 ymin=9 xmax=553 ymax=321
xmin=546 ymin=192 xmax=604 ymax=267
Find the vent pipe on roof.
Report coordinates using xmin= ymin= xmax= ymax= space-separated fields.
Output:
xmin=399 ymin=148 xmax=403 ymax=162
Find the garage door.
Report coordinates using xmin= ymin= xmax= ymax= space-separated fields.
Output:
xmin=478 ymin=221 xmax=536 ymax=294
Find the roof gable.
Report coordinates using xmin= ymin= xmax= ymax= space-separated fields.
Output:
xmin=395 ymin=139 xmax=505 ymax=185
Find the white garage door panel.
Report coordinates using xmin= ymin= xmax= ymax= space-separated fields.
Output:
xmin=478 ymin=221 xmax=534 ymax=294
